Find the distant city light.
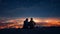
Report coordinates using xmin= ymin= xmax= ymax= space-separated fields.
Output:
xmin=0 ymin=17 xmax=60 ymax=29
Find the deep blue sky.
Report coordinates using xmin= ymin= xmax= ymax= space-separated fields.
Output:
xmin=0 ymin=0 xmax=60 ymax=17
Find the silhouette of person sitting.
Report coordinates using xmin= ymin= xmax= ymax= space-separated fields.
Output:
xmin=29 ymin=18 xmax=36 ymax=29
xmin=23 ymin=18 xmax=36 ymax=29
xmin=23 ymin=18 xmax=29 ymax=29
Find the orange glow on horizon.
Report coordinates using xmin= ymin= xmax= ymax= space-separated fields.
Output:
xmin=0 ymin=17 xmax=60 ymax=29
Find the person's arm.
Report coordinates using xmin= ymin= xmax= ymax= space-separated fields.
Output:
xmin=34 ymin=22 xmax=36 ymax=25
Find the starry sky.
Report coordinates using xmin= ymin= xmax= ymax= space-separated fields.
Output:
xmin=0 ymin=0 xmax=60 ymax=17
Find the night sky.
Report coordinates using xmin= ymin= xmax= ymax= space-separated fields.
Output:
xmin=0 ymin=0 xmax=60 ymax=17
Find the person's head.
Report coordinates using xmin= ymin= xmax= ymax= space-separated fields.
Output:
xmin=30 ymin=18 xmax=33 ymax=21
xmin=25 ymin=18 xmax=28 ymax=21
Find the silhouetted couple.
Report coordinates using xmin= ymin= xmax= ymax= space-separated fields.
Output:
xmin=23 ymin=18 xmax=36 ymax=29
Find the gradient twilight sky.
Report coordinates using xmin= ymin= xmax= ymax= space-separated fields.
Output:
xmin=0 ymin=0 xmax=60 ymax=17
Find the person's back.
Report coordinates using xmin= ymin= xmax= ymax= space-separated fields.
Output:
xmin=29 ymin=18 xmax=36 ymax=29
xmin=23 ymin=18 xmax=29 ymax=29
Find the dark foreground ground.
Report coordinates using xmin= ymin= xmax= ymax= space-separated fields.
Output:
xmin=0 ymin=27 xmax=60 ymax=34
